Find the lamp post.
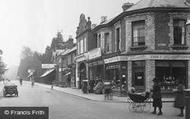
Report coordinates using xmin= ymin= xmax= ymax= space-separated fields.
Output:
xmin=184 ymin=19 xmax=190 ymax=119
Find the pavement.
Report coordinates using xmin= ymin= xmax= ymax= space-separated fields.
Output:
xmin=32 ymin=81 xmax=175 ymax=103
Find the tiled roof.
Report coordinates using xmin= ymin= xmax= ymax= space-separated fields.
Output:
xmin=93 ymin=0 xmax=190 ymax=31
xmin=126 ymin=0 xmax=190 ymax=11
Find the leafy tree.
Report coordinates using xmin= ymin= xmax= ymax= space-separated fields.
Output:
xmin=20 ymin=46 xmax=33 ymax=59
xmin=17 ymin=47 xmax=42 ymax=80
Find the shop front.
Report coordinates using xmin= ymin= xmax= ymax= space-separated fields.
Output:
xmin=88 ymin=60 xmax=104 ymax=93
xmin=131 ymin=60 xmax=146 ymax=92
xmin=127 ymin=54 xmax=190 ymax=93
xmin=155 ymin=60 xmax=187 ymax=93
xmin=104 ymin=60 xmax=128 ymax=96
xmin=75 ymin=53 xmax=88 ymax=89
xmin=87 ymin=48 xmax=103 ymax=93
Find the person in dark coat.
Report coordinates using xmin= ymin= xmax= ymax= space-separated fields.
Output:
xmin=174 ymin=80 xmax=185 ymax=117
xmin=151 ymin=78 xmax=163 ymax=115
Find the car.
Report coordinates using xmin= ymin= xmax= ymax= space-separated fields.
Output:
xmin=3 ymin=83 xmax=18 ymax=97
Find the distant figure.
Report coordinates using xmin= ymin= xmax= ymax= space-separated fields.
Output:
xmin=151 ymin=78 xmax=163 ymax=115
xmin=30 ymin=77 xmax=35 ymax=87
xmin=174 ymin=80 xmax=185 ymax=117
xmin=19 ymin=78 xmax=23 ymax=86
xmin=103 ymin=82 xmax=113 ymax=100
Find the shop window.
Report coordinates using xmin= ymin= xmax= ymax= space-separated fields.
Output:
xmin=132 ymin=21 xmax=145 ymax=46
xmin=132 ymin=61 xmax=145 ymax=90
xmin=173 ymin=19 xmax=186 ymax=45
xmin=155 ymin=61 xmax=187 ymax=92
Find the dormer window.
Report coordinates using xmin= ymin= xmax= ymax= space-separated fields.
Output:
xmin=132 ymin=20 xmax=145 ymax=46
xmin=173 ymin=19 xmax=186 ymax=45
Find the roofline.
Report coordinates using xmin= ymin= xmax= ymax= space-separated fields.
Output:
xmin=92 ymin=7 xmax=190 ymax=32
xmin=76 ymin=29 xmax=91 ymax=39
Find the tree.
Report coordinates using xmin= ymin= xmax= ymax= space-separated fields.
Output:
xmin=17 ymin=47 xmax=42 ymax=80
xmin=0 ymin=50 xmax=7 ymax=80
xmin=20 ymin=46 xmax=33 ymax=59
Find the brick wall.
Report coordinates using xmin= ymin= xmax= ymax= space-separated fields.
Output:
xmin=145 ymin=60 xmax=155 ymax=91
xmin=121 ymin=19 xmax=126 ymax=52
xmin=127 ymin=61 xmax=132 ymax=90
xmin=188 ymin=61 xmax=190 ymax=88
xmin=155 ymin=13 xmax=170 ymax=50
xmin=124 ymin=13 xmax=155 ymax=53
xmin=168 ymin=12 xmax=190 ymax=52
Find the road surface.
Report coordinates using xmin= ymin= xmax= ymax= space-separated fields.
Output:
xmin=0 ymin=81 xmax=184 ymax=119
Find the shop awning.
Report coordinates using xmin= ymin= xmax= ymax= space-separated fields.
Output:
xmin=27 ymin=73 xmax=33 ymax=78
xmin=40 ymin=69 xmax=55 ymax=78
xmin=64 ymin=72 xmax=71 ymax=76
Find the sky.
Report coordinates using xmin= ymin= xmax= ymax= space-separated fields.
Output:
xmin=0 ymin=0 xmax=139 ymax=67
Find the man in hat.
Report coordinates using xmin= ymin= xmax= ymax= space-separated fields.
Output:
xmin=151 ymin=78 xmax=163 ymax=115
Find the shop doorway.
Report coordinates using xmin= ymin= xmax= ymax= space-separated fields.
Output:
xmin=79 ymin=63 xmax=86 ymax=89
xmin=132 ymin=61 xmax=145 ymax=92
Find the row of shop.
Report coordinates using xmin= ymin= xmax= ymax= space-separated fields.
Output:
xmin=76 ymin=52 xmax=190 ymax=94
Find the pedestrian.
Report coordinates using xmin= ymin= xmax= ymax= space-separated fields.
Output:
xmin=174 ymin=80 xmax=185 ymax=117
xmin=151 ymin=78 xmax=163 ymax=115
xmin=19 ymin=78 xmax=23 ymax=86
xmin=103 ymin=82 xmax=111 ymax=100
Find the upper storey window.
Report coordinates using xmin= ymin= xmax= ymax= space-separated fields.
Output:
xmin=77 ymin=38 xmax=86 ymax=54
xmin=115 ymin=27 xmax=121 ymax=51
xmin=132 ymin=20 xmax=145 ymax=46
xmin=104 ymin=32 xmax=111 ymax=53
xmin=173 ymin=19 xmax=186 ymax=45
xmin=97 ymin=34 xmax=101 ymax=48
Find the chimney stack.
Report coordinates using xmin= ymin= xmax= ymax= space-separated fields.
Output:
xmin=100 ymin=16 xmax=107 ymax=24
xmin=122 ymin=2 xmax=134 ymax=11
xmin=91 ymin=24 xmax=97 ymax=29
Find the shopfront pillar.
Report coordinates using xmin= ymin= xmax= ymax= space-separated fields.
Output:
xmin=75 ymin=62 xmax=79 ymax=88
xmin=188 ymin=61 xmax=190 ymax=88
xmin=86 ymin=63 xmax=89 ymax=80
xmin=127 ymin=61 xmax=132 ymax=91
xmin=145 ymin=60 xmax=155 ymax=91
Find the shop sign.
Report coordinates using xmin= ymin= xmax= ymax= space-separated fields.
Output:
xmin=104 ymin=56 xmax=128 ymax=64
xmin=75 ymin=53 xmax=88 ymax=62
xmin=42 ymin=64 xmax=56 ymax=69
xmin=88 ymin=48 xmax=101 ymax=60
xmin=127 ymin=54 xmax=190 ymax=61
xmin=88 ymin=60 xmax=104 ymax=67
xmin=106 ymin=64 xmax=120 ymax=70
xmin=149 ymin=54 xmax=190 ymax=60
xmin=128 ymin=55 xmax=148 ymax=61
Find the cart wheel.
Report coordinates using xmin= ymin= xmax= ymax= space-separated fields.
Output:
xmin=128 ymin=102 xmax=133 ymax=111
xmin=143 ymin=100 xmax=151 ymax=112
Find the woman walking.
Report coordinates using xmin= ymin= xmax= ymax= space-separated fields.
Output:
xmin=174 ymin=80 xmax=185 ymax=117
xmin=151 ymin=78 xmax=163 ymax=115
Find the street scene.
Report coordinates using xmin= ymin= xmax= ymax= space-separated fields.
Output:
xmin=0 ymin=80 xmax=184 ymax=119
xmin=0 ymin=0 xmax=189 ymax=119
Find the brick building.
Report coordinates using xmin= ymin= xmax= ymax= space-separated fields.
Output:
xmin=75 ymin=14 xmax=96 ymax=89
xmin=75 ymin=0 xmax=190 ymax=94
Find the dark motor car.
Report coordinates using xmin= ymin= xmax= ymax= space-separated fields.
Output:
xmin=3 ymin=83 xmax=18 ymax=97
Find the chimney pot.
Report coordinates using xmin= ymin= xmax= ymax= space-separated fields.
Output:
xmin=122 ymin=2 xmax=134 ymax=11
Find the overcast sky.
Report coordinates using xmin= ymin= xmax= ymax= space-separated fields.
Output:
xmin=0 ymin=0 xmax=139 ymax=67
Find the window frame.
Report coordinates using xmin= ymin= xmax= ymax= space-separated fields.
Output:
xmin=173 ymin=19 xmax=186 ymax=46
xmin=132 ymin=20 xmax=146 ymax=47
